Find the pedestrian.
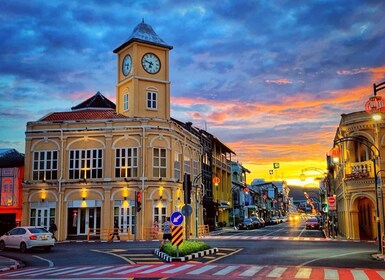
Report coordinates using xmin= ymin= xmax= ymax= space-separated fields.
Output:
xmin=151 ymin=219 xmax=159 ymax=239
xmin=160 ymin=217 xmax=171 ymax=248
xmin=49 ymin=220 xmax=57 ymax=241
xmin=110 ymin=220 xmax=120 ymax=241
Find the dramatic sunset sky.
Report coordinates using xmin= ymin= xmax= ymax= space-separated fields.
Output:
xmin=1 ymin=1 xmax=384 ymax=184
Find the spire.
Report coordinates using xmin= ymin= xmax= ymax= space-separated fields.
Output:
xmin=113 ymin=21 xmax=173 ymax=53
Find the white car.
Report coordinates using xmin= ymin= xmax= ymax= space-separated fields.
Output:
xmin=0 ymin=226 xmax=55 ymax=253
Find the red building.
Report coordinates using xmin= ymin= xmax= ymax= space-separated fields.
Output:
xmin=0 ymin=149 xmax=24 ymax=235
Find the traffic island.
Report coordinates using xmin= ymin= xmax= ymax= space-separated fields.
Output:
xmin=154 ymin=247 xmax=219 ymax=262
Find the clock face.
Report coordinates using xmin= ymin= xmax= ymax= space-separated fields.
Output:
xmin=141 ymin=53 xmax=161 ymax=74
xmin=122 ymin=55 xmax=132 ymax=76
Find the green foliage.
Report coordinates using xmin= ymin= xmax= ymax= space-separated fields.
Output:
xmin=160 ymin=240 xmax=211 ymax=257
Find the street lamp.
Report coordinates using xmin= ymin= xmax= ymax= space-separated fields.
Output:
xmin=334 ymin=136 xmax=381 ymax=252
xmin=299 ymin=168 xmax=327 ymax=213
xmin=193 ymin=173 xmax=219 ymax=237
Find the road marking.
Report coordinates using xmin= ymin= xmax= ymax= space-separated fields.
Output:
xmin=267 ymin=267 xmax=287 ymax=277
xmin=295 ymin=267 xmax=312 ymax=278
xmin=48 ymin=266 xmax=94 ymax=276
xmin=324 ymin=268 xmax=339 ymax=280
xmin=299 ymin=250 xmax=375 ymax=266
xmin=187 ymin=264 xmax=217 ymax=274
xmin=69 ymin=266 xmax=112 ymax=275
xmin=212 ymin=265 xmax=238 ymax=275
xmin=351 ymin=270 xmax=369 ymax=280
xmin=139 ymin=264 xmax=173 ymax=274
xmin=33 ymin=255 xmax=54 ymax=267
xmin=93 ymin=265 xmax=134 ymax=275
xmin=91 ymin=249 xmax=136 ymax=264
xmin=163 ymin=264 xmax=196 ymax=273
xmin=113 ymin=264 xmax=153 ymax=274
xmin=239 ymin=265 xmax=264 ymax=276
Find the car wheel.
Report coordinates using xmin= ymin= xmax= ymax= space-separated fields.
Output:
xmin=20 ymin=242 xmax=27 ymax=253
xmin=0 ymin=240 xmax=5 ymax=251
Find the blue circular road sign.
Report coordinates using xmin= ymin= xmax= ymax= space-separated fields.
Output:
xmin=170 ymin=211 xmax=184 ymax=226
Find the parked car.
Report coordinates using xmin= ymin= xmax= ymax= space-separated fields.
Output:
xmin=279 ymin=216 xmax=287 ymax=222
xmin=258 ymin=217 xmax=265 ymax=227
xmin=238 ymin=218 xmax=254 ymax=230
xmin=250 ymin=216 xmax=261 ymax=229
xmin=0 ymin=226 xmax=55 ymax=253
xmin=268 ymin=216 xmax=281 ymax=225
xmin=305 ymin=217 xmax=320 ymax=230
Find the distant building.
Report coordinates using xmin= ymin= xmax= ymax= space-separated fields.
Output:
xmin=0 ymin=148 xmax=24 ymax=235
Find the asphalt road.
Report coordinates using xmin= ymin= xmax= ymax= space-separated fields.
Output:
xmin=0 ymin=219 xmax=383 ymax=279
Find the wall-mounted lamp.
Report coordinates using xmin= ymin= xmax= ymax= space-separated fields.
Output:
xmin=160 ymin=196 xmax=163 ymax=201
xmin=83 ymin=178 xmax=87 ymax=184
xmin=124 ymin=197 xmax=127 ymax=201
xmin=159 ymin=177 xmax=162 ymax=181
xmin=82 ymin=197 xmax=85 ymax=201
xmin=177 ymin=197 xmax=180 ymax=200
xmin=41 ymin=199 xmax=45 ymax=203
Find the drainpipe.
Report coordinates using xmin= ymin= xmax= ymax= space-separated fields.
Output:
xmin=58 ymin=129 xmax=64 ymax=241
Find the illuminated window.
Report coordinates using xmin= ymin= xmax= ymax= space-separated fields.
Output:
xmin=69 ymin=149 xmax=103 ymax=179
xmin=115 ymin=148 xmax=138 ymax=178
xmin=33 ymin=151 xmax=58 ymax=180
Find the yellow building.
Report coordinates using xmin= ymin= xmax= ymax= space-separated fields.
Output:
xmin=331 ymin=110 xmax=385 ymax=241
xmin=22 ymin=21 xmax=203 ymax=241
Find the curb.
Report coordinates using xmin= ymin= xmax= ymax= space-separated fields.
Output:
xmin=372 ymin=253 xmax=385 ymax=261
xmin=154 ymin=247 xmax=219 ymax=262
xmin=0 ymin=258 xmax=22 ymax=272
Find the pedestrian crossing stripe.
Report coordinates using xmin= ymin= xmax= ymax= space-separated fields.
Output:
xmin=2 ymin=263 xmax=385 ymax=279
xmin=171 ymin=225 xmax=183 ymax=246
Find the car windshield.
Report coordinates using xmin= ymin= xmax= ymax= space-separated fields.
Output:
xmin=28 ymin=227 xmax=49 ymax=233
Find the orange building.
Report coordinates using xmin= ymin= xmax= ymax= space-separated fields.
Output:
xmin=0 ymin=149 xmax=24 ymax=235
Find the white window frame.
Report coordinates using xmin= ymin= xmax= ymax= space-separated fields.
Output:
xmin=123 ymin=93 xmax=129 ymax=111
xmin=184 ymin=156 xmax=191 ymax=175
xmin=174 ymin=151 xmax=181 ymax=181
xmin=115 ymin=148 xmax=138 ymax=178
xmin=69 ymin=149 xmax=103 ymax=179
xmin=32 ymin=150 xmax=58 ymax=181
xmin=146 ymin=91 xmax=157 ymax=110
xmin=153 ymin=148 xmax=167 ymax=178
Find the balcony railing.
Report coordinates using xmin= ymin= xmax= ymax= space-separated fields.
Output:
xmin=344 ymin=160 xmax=373 ymax=180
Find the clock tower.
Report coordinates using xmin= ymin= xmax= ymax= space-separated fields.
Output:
xmin=113 ymin=20 xmax=173 ymax=120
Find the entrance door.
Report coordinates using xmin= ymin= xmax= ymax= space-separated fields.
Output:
xmin=67 ymin=207 xmax=101 ymax=238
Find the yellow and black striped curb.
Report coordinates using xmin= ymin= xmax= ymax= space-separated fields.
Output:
xmin=154 ymin=248 xmax=219 ymax=262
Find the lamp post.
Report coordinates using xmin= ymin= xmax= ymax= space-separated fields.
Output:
xmin=193 ymin=173 xmax=219 ymax=237
xmin=334 ymin=136 xmax=381 ymax=252
xmin=299 ymin=167 xmax=327 ymax=213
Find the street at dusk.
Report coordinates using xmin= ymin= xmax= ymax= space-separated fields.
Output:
xmin=1 ymin=1 xmax=385 ymax=280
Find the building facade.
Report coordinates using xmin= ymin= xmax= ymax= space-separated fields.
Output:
xmin=330 ymin=110 xmax=385 ymax=240
xmin=21 ymin=21 xmax=204 ymax=240
xmin=0 ymin=149 xmax=24 ymax=235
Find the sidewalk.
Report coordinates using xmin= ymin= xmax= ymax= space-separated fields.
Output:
xmin=0 ymin=256 xmax=21 ymax=272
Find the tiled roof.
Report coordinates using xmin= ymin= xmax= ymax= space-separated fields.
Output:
xmin=0 ymin=149 xmax=24 ymax=167
xmin=40 ymin=109 xmax=128 ymax=121
xmin=71 ymin=91 xmax=116 ymax=110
